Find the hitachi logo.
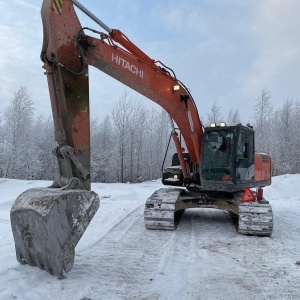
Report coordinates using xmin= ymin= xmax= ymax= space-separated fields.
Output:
xmin=112 ymin=53 xmax=144 ymax=78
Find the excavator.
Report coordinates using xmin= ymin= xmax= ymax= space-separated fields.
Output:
xmin=10 ymin=0 xmax=273 ymax=277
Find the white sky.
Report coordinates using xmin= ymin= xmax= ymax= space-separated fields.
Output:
xmin=0 ymin=0 xmax=299 ymax=123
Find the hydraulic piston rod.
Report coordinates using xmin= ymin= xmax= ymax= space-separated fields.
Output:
xmin=72 ymin=0 xmax=112 ymax=33
xmin=72 ymin=0 xmax=154 ymax=65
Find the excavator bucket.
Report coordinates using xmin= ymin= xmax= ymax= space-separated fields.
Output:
xmin=10 ymin=187 xmax=99 ymax=277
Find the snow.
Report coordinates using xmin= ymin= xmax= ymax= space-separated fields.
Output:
xmin=0 ymin=175 xmax=300 ymax=300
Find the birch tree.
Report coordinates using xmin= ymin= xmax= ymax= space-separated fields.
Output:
xmin=253 ymin=89 xmax=273 ymax=154
xmin=112 ymin=90 xmax=134 ymax=183
xmin=227 ymin=108 xmax=241 ymax=123
xmin=273 ymin=98 xmax=295 ymax=174
xmin=3 ymin=86 xmax=35 ymax=178
xmin=32 ymin=116 xmax=56 ymax=180
xmin=91 ymin=116 xmax=116 ymax=182
xmin=293 ymin=100 xmax=300 ymax=173
xmin=207 ymin=102 xmax=223 ymax=124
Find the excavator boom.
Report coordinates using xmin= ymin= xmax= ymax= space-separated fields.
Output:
xmin=42 ymin=0 xmax=203 ymax=177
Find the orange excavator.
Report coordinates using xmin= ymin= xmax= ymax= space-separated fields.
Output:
xmin=10 ymin=0 xmax=273 ymax=277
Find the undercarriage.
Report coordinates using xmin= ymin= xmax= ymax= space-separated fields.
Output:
xmin=144 ymin=187 xmax=273 ymax=237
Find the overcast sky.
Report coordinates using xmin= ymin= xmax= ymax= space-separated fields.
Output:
xmin=0 ymin=0 xmax=299 ymax=123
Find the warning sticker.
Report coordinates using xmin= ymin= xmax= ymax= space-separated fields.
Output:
xmin=53 ymin=0 xmax=64 ymax=15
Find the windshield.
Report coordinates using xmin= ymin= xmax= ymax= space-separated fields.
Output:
xmin=201 ymin=130 xmax=234 ymax=181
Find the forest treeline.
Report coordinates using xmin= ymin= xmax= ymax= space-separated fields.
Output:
xmin=0 ymin=87 xmax=299 ymax=183
xmin=0 ymin=87 xmax=172 ymax=183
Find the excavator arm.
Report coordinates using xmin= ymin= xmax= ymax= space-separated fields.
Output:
xmin=41 ymin=0 xmax=91 ymax=190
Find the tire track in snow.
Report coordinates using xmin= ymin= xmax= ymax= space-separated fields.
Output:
xmin=79 ymin=204 xmax=145 ymax=251
xmin=153 ymin=208 xmax=270 ymax=300
xmin=60 ymin=205 xmax=176 ymax=300
xmin=214 ymin=207 xmax=300 ymax=300
xmin=249 ymin=208 xmax=300 ymax=300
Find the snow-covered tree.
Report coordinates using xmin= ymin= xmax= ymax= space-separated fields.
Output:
xmin=207 ymin=102 xmax=223 ymax=124
xmin=91 ymin=116 xmax=116 ymax=183
xmin=112 ymin=90 xmax=134 ymax=183
xmin=3 ymin=86 xmax=35 ymax=178
xmin=253 ymin=89 xmax=273 ymax=155
xmin=293 ymin=99 xmax=300 ymax=173
xmin=2 ymin=86 xmax=298 ymax=182
xmin=31 ymin=116 xmax=56 ymax=180
xmin=272 ymin=98 xmax=297 ymax=174
xmin=227 ymin=108 xmax=241 ymax=124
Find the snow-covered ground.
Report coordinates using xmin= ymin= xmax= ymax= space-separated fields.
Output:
xmin=0 ymin=175 xmax=299 ymax=300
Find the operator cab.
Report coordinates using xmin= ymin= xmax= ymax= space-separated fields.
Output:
xmin=201 ymin=123 xmax=255 ymax=192
xmin=162 ymin=123 xmax=259 ymax=192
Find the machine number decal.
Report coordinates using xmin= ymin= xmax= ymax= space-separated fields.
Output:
xmin=53 ymin=0 xmax=64 ymax=15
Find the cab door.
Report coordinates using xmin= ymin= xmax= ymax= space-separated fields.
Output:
xmin=235 ymin=128 xmax=255 ymax=183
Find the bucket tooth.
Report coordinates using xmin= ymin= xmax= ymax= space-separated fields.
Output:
xmin=10 ymin=187 xmax=100 ymax=276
